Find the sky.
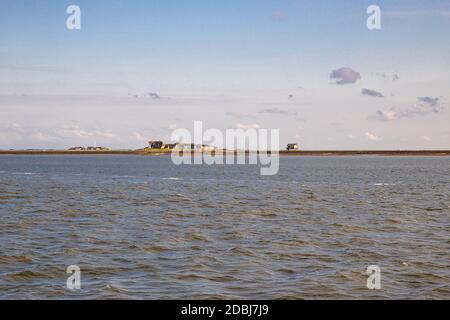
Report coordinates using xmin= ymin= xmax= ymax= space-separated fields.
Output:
xmin=0 ymin=0 xmax=449 ymax=150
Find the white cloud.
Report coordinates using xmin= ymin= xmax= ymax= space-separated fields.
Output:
xmin=7 ymin=122 xmax=24 ymax=132
xmin=372 ymin=109 xmax=399 ymax=121
xmin=32 ymin=131 xmax=60 ymax=142
xmin=371 ymin=97 xmax=444 ymax=121
xmin=58 ymin=124 xmax=90 ymax=138
xmin=93 ymin=129 xmax=115 ymax=138
xmin=132 ymin=132 xmax=148 ymax=141
xmin=57 ymin=124 xmax=116 ymax=139
xmin=365 ymin=132 xmax=382 ymax=141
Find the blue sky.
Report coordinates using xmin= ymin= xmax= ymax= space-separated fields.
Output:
xmin=1 ymin=0 xmax=449 ymax=149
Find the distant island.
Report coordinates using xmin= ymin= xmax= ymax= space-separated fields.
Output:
xmin=0 ymin=139 xmax=449 ymax=156
xmin=1 ymin=150 xmax=449 ymax=156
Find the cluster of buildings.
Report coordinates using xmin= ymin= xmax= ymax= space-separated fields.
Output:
xmin=67 ymin=141 xmax=299 ymax=152
xmin=148 ymin=140 xmax=175 ymax=149
xmin=147 ymin=140 xmax=218 ymax=152
xmin=147 ymin=140 xmax=300 ymax=152
xmin=68 ymin=146 xmax=111 ymax=151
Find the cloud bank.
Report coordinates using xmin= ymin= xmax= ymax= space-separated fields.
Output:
xmin=371 ymin=96 xmax=444 ymax=121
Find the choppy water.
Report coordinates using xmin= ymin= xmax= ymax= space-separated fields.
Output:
xmin=0 ymin=155 xmax=449 ymax=299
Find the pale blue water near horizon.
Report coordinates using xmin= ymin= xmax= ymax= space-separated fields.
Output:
xmin=0 ymin=155 xmax=449 ymax=299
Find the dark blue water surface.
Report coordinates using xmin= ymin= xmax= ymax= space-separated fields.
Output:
xmin=0 ymin=155 xmax=449 ymax=299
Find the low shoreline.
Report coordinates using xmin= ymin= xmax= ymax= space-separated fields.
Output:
xmin=1 ymin=150 xmax=449 ymax=156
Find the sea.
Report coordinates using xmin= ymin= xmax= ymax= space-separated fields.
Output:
xmin=0 ymin=155 xmax=449 ymax=299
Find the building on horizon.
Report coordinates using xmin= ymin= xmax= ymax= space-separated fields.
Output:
xmin=286 ymin=143 xmax=299 ymax=151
